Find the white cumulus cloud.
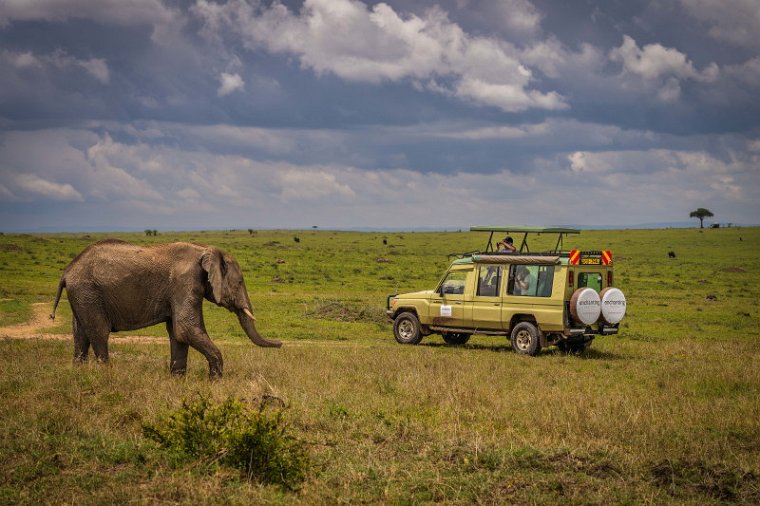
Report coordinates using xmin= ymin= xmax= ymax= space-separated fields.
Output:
xmin=278 ymin=169 xmax=356 ymax=202
xmin=192 ymin=0 xmax=567 ymax=112
xmin=610 ymin=35 xmax=717 ymax=82
xmin=217 ymin=72 xmax=244 ymax=96
xmin=77 ymin=57 xmax=110 ymax=84
xmin=679 ymin=0 xmax=760 ymax=50
xmin=0 ymin=0 xmax=175 ymax=27
xmin=2 ymin=49 xmax=110 ymax=83
xmin=14 ymin=173 xmax=83 ymax=201
xmin=609 ymin=35 xmax=718 ymax=101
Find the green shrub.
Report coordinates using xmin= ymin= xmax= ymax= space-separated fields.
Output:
xmin=142 ymin=396 xmax=308 ymax=490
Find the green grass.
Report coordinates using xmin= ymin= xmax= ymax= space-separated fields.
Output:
xmin=1 ymin=228 xmax=759 ymax=504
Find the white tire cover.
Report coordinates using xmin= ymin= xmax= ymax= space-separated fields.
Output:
xmin=600 ymin=287 xmax=627 ymax=324
xmin=569 ymin=287 xmax=601 ymax=325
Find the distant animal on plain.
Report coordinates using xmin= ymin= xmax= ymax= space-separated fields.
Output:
xmin=668 ymin=251 xmax=676 ymax=258
xmin=383 ymin=239 xmax=388 ymax=245
xmin=294 ymin=236 xmax=300 ymax=243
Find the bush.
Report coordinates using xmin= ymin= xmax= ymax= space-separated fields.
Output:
xmin=306 ymin=299 xmax=387 ymax=324
xmin=143 ymin=396 xmax=308 ymax=490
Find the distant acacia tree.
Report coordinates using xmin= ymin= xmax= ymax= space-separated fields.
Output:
xmin=689 ymin=208 xmax=714 ymax=228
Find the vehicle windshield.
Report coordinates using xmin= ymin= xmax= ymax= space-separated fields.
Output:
xmin=439 ymin=270 xmax=468 ymax=295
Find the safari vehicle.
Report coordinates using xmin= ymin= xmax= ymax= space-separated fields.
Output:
xmin=386 ymin=226 xmax=627 ymax=355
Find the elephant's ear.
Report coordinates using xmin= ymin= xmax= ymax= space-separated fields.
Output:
xmin=201 ymin=248 xmax=226 ymax=304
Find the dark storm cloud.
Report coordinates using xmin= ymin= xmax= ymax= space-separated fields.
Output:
xmin=0 ymin=0 xmax=758 ymax=231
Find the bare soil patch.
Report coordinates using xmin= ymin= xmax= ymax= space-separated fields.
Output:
xmin=0 ymin=302 xmax=163 ymax=343
xmin=0 ymin=303 xmax=375 ymax=348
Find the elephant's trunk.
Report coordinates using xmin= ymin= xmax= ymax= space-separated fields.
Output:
xmin=237 ymin=309 xmax=282 ymax=348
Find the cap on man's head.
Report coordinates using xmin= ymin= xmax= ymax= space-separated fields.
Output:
xmin=504 ymin=236 xmax=513 ymax=244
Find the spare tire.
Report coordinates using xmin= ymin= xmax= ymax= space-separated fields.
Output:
xmin=599 ymin=287 xmax=627 ymax=324
xmin=569 ymin=287 xmax=601 ymax=325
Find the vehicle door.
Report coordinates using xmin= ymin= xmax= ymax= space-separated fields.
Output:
xmin=471 ymin=264 xmax=504 ymax=329
xmin=431 ymin=266 xmax=473 ymax=328
xmin=502 ymin=263 xmax=563 ymax=330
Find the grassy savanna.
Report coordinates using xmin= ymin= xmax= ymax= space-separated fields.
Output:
xmin=1 ymin=228 xmax=759 ymax=504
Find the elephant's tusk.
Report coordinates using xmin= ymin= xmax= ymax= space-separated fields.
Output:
xmin=243 ymin=307 xmax=257 ymax=321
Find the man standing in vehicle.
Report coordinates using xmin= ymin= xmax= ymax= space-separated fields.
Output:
xmin=497 ymin=236 xmax=516 ymax=252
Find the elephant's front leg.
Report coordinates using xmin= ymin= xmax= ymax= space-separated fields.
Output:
xmin=173 ymin=322 xmax=223 ymax=379
xmin=185 ymin=330 xmax=223 ymax=379
xmin=166 ymin=321 xmax=189 ymax=376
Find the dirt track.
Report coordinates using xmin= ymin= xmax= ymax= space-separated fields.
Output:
xmin=0 ymin=303 xmax=164 ymax=343
xmin=0 ymin=303 xmax=371 ymax=348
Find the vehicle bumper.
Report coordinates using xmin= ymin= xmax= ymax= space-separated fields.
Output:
xmin=563 ymin=324 xmax=619 ymax=337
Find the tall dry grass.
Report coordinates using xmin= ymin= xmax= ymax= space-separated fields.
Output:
xmin=1 ymin=227 xmax=759 ymax=503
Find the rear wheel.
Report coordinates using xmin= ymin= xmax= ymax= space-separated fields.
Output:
xmin=442 ymin=332 xmax=471 ymax=345
xmin=393 ymin=312 xmax=423 ymax=345
xmin=511 ymin=321 xmax=541 ymax=356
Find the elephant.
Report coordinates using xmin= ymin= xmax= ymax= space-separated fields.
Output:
xmin=50 ymin=239 xmax=281 ymax=378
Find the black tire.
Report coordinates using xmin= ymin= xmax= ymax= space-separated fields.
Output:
xmin=442 ymin=332 xmax=471 ymax=345
xmin=510 ymin=321 xmax=542 ymax=356
xmin=557 ymin=340 xmax=591 ymax=354
xmin=393 ymin=312 xmax=423 ymax=345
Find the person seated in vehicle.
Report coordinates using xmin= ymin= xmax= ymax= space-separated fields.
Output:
xmin=496 ymin=236 xmax=516 ymax=252
xmin=513 ymin=266 xmax=535 ymax=295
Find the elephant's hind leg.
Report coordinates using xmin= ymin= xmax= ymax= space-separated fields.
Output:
xmin=78 ymin=311 xmax=111 ymax=363
xmin=90 ymin=330 xmax=111 ymax=363
xmin=68 ymin=292 xmax=111 ymax=364
xmin=167 ymin=321 xmax=189 ymax=376
xmin=72 ymin=311 xmax=90 ymax=363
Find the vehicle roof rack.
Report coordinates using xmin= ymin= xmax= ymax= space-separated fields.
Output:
xmin=447 ymin=250 xmax=480 ymax=259
xmin=470 ymin=226 xmax=581 ymax=253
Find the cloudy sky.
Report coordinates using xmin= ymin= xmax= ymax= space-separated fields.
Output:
xmin=1 ymin=0 xmax=758 ymax=231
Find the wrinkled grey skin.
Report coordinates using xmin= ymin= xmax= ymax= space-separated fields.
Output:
xmin=50 ymin=240 xmax=281 ymax=378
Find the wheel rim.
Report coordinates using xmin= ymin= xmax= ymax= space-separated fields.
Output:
xmin=398 ymin=319 xmax=415 ymax=340
xmin=514 ymin=329 xmax=533 ymax=351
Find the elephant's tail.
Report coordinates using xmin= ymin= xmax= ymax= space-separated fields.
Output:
xmin=50 ymin=276 xmax=66 ymax=320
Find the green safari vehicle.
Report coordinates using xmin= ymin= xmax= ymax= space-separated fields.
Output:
xmin=386 ymin=227 xmax=627 ymax=355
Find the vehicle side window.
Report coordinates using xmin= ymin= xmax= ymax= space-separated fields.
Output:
xmin=477 ymin=265 xmax=501 ymax=297
xmin=578 ymin=272 xmax=602 ymax=292
xmin=507 ymin=265 xmax=555 ymax=297
xmin=439 ymin=271 xmax=468 ymax=295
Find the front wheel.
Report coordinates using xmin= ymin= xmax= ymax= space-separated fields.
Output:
xmin=510 ymin=321 xmax=542 ymax=356
xmin=442 ymin=332 xmax=471 ymax=345
xmin=393 ymin=312 xmax=423 ymax=345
